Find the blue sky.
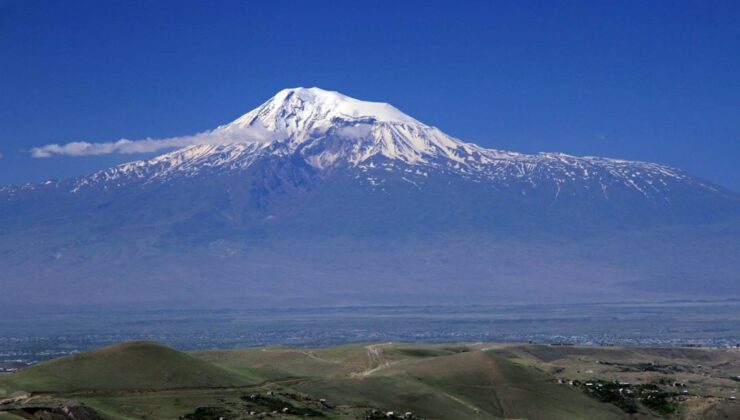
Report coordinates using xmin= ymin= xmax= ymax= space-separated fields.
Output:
xmin=1 ymin=0 xmax=738 ymax=190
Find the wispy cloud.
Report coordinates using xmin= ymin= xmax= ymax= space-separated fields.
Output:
xmin=30 ymin=127 xmax=274 ymax=158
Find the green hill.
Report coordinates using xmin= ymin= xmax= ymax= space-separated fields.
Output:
xmin=0 ymin=341 xmax=254 ymax=393
xmin=1 ymin=341 xmax=737 ymax=419
xmin=287 ymin=347 xmax=624 ymax=419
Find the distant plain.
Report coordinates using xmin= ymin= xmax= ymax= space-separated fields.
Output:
xmin=2 ymin=300 xmax=738 ymax=371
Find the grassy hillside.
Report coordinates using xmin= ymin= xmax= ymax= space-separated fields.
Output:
xmin=0 ymin=341 xmax=255 ymax=393
xmin=192 ymin=343 xmax=375 ymax=379
xmin=195 ymin=343 xmax=625 ymax=419
xmin=488 ymin=344 xmax=740 ymax=419
xmin=1 ymin=341 xmax=737 ymax=419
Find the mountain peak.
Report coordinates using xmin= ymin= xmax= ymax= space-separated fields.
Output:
xmin=218 ymin=87 xmax=420 ymax=140
xmin=267 ymin=87 xmax=417 ymax=124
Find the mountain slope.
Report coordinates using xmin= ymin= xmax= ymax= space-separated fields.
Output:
xmin=0 ymin=87 xmax=738 ymax=308
xmin=0 ymin=341 xmax=254 ymax=392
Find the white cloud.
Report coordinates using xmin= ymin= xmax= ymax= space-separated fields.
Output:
xmin=30 ymin=127 xmax=275 ymax=158
xmin=29 ymin=120 xmax=373 ymax=159
xmin=336 ymin=124 xmax=372 ymax=138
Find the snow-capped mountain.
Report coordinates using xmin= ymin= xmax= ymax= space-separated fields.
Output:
xmin=68 ymin=87 xmax=721 ymax=204
xmin=0 ymin=88 xmax=738 ymax=308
